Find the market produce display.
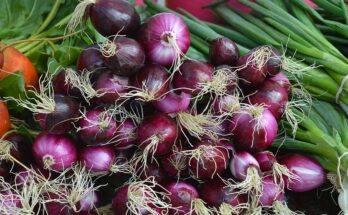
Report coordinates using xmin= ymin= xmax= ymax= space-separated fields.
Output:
xmin=0 ymin=0 xmax=346 ymax=214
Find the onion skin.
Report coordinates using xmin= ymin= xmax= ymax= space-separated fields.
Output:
xmin=132 ymin=64 xmax=170 ymax=100
xmin=165 ymin=181 xmax=199 ymax=215
xmin=77 ymin=44 xmax=105 ymax=72
xmin=32 ymin=132 xmax=77 ymax=171
xmin=35 ymin=95 xmax=80 ymax=134
xmin=103 ymin=37 xmax=145 ymax=76
xmin=77 ymin=191 xmax=99 ymax=212
xmin=230 ymin=109 xmax=278 ymax=151
xmin=209 ymin=37 xmax=239 ymax=67
xmin=113 ymin=119 xmax=137 ymax=150
xmin=212 ymin=94 xmax=239 ymax=115
xmin=95 ymin=71 xmax=129 ymax=104
xmin=137 ymin=113 xmax=177 ymax=156
xmin=80 ymin=146 xmax=114 ymax=173
xmin=0 ymin=162 xmax=9 ymax=179
xmin=260 ymin=175 xmax=284 ymax=206
xmin=53 ymin=70 xmax=81 ymax=97
xmin=173 ymin=60 xmax=213 ymax=94
xmin=279 ymin=154 xmax=326 ymax=192
xmin=247 ymin=79 xmax=289 ymax=120
xmin=89 ymin=0 xmax=140 ymax=37
xmin=254 ymin=151 xmax=277 ymax=172
xmin=230 ymin=151 xmax=260 ymax=181
xmin=78 ymin=109 xmax=117 ymax=145
xmin=161 ymin=145 xmax=189 ymax=177
xmin=188 ymin=141 xmax=229 ymax=179
xmin=15 ymin=165 xmax=49 ymax=187
xmin=269 ymin=71 xmax=291 ymax=94
xmin=140 ymin=162 xmax=167 ymax=184
xmin=266 ymin=46 xmax=281 ymax=76
xmin=138 ymin=13 xmax=190 ymax=66
xmin=152 ymin=90 xmax=191 ymax=113
xmin=1 ymin=192 xmax=22 ymax=214
xmin=5 ymin=133 xmax=32 ymax=164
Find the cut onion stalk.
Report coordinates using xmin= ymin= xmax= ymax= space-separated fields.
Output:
xmin=112 ymin=177 xmax=175 ymax=215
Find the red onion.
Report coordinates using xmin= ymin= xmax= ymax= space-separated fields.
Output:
xmin=230 ymin=107 xmax=278 ymax=151
xmin=138 ymin=13 xmax=190 ymax=67
xmin=5 ymin=133 xmax=32 ymax=164
xmin=209 ymin=37 xmax=240 ymax=67
xmin=32 ymin=132 xmax=77 ymax=171
xmin=279 ymin=154 xmax=326 ymax=192
xmin=102 ymin=37 xmax=145 ymax=76
xmin=77 ymin=44 xmax=105 ymax=73
xmin=95 ymin=71 xmax=129 ymax=104
xmin=14 ymin=166 xmax=49 ymax=187
xmin=266 ymin=46 xmax=282 ymax=76
xmin=161 ymin=145 xmax=189 ymax=178
xmin=130 ymin=64 xmax=170 ymax=102
xmin=269 ymin=71 xmax=291 ymax=94
xmin=254 ymin=151 xmax=277 ymax=172
xmin=114 ymin=118 xmax=137 ymax=150
xmin=212 ymin=94 xmax=240 ymax=115
xmin=139 ymin=162 xmax=167 ymax=184
xmin=78 ymin=109 xmax=117 ymax=145
xmin=247 ymin=79 xmax=289 ymax=120
xmin=53 ymin=70 xmax=81 ymax=97
xmin=0 ymin=192 xmax=21 ymax=214
xmin=34 ymin=94 xmax=80 ymax=134
xmin=259 ymin=175 xmax=284 ymax=206
xmin=0 ymin=162 xmax=9 ymax=179
xmin=173 ymin=60 xmax=213 ymax=94
xmin=152 ymin=90 xmax=191 ymax=113
xmin=80 ymin=146 xmax=114 ymax=173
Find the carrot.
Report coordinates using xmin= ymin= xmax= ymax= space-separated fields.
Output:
xmin=0 ymin=101 xmax=11 ymax=138
xmin=0 ymin=43 xmax=38 ymax=87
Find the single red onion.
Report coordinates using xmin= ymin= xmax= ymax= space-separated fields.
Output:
xmin=187 ymin=140 xmax=229 ymax=179
xmin=5 ymin=133 xmax=32 ymax=164
xmin=230 ymin=151 xmax=261 ymax=182
xmin=137 ymin=113 xmax=177 ymax=156
xmin=173 ymin=60 xmax=213 ymax=94
xmin=77 ymin=191 xmax=99 ymax=212
xmin=78 ymin=109 xmax=117 ymax=145
xmin=0 ymin=162 xmax=9 ymax=179
xmin=34 ymin=94 xmax=80 ymax=134
xmin=247 ymin=79 xmax=289 ymax=120
xmin=77 ymin=44 xmax=105 ymax=72
xmin=139 ymin=162 xmax=167 ymax=184
xmin=138 ymin=13 xmax=190 ymax=67
xmin=53 ymin=70 xmax=81 ymax=97
xmin=161 ymin=145 xmax=189 ymax=178
xmin=114 ymin=119 xmax=137 ymax=150
xmin=266 ymin=46 xmax=282 ymax=76
xmin=95 ymin=71 xmax=129 ymax=104
xmin=102 ymin=37 xmax=145 ymax=76
xmin=213 ymin=94 xmax=240 ymax=115
xmin=269 ymin=71 xmax=291 ymax=94
xmin=279 ymin=154 xmax=326 ymax=192
xmin=259 ymin=175 xmax=284 ymax=206
xmin=254 ymin=151 xmax=277 ymax=172
xmin=80 ymin=146 xmax=115 ymax=173
xmin=152 ymin=90 xmax=191 ymax=113
xmin=209 ymin=37 xmax=240 ymax=67
xmin=230 ymin=107 xmax=278 ymax=151
xmin=32 ymin=132 xmax=77 ymax=171
xmin=131 ymin=64 xmax=170 ymax=101
xmin=14 ymin=165 xmax=50 ymax=187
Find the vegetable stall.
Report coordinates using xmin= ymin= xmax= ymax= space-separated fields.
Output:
xmin=0 ymin=0 xmax=346 ymax=214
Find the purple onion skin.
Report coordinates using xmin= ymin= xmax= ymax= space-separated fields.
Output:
xmin=173 ymin=60 xmax=214 ymax=94
xmin=230 ymin=151 xmax=261 ymax=181
xmin=165 ymin=181 xmax=199 ymax=215
xmin=152 ymin=90 xmax=191 ymax=113
xmin=137 ymin=113 xmax=177 ymax=156
xmin=35 ymin=95 xmax=80 ymax=134
xmin=53 ymin=70 xmax=81 ymax=97
xmin=269 ymin=71 xmax=291 ymax=94
xmin=213 ymin=94 xmax=239 ymax=115
xmin=254 ymin=151 xmax=277 ymax=172
xmin=279 ymin=154 xmax=326 ymax=192
xmin=80 ymin=146 xmax=115 ymax=173
xmin=138 ymin=13 xmax=190 ymax=66
xmin=237 ymin=49 xmax=267 ymax=89
xmin=132 ymin=64 xmax=170 ymax=100
xmin=78 ymin=109 xmax=117 ymax=146
xmin=161 ymin=145 xmax=189 ymax=177
xmin=230 ymin=109 xmax=278 ymax=151
xmin=77 ymin=191 xmax=99 ymax=212
xmin=32 ymin=132 xmax=77 ymax=171
xmin=103 ymin=37 xmax=145 ymax=76
xmin=95 ymin=71 xmax=129 ymax=104
xmin=15 ymin=165 xmax=49 ymax=187
xmin=267 ymin=47 xmax=282 ymax=76
xmin=89 ymin=0 xmax=140 ymax=37
xmin=200 ymin=179 xmax=247 ymax=208
xmin=0 ymin=162 xmax=9 ymax=179
xmin=260 ymin=175 xmax=284 ymax=206
xmin=188 ymin=141 xmax=229 ymax=179
xmin=114 ymin=119 xmax=137 ymax=150
xmin=247 ymin=79 xmax=289 ymax=121
xmin=1 ymin=192 xmax=22 ymax=213
xmin=210 ymin=37 xmax=240 ymax=67
xmin=140 ymin=162 xmax=167 ymax=184
xmin=5 ymin=133 xmax=32 ymax=164
xmin=77 ymin=44 xmax=105 ymax=72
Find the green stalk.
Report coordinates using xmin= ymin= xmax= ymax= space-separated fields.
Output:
xmin=311 ymin=0 xmax=342 ymax=14
xmin=33 ymin=0 xmax=62 ymax=35
xmin=190 ymin=34 xmax=209 ymax=56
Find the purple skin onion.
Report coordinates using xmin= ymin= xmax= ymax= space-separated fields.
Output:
xmin=77 ymin=44 xmax=105 ymax=73
xmin=266 ymin=46 xmax=282 ymax=76
xmin=14 ymin=165 xmax=50 ymax=187
xmin=152 ymin=89 xmax=191 ymax=113
xmin=34 ymin=94 xmax=80 ymax=134
xmin=140 ymin=162 xmax=167 ymax=184
xmin=161 ymin=145 xmax=189 ymax=178
xmin=247 ymin=79 xmax=289 ymax=120
xmin=138 ymin=13 xmax=190 ymax=66
xmin=53 ymin=70 xmax=81 ymax=97
xmin=1 ymin=192 xmax=21 ymax=214
xmin=230 ymin=151 xmax=261 ymax=182
xmin=279 ymin=154 xmax=326 ymax=192
xmin=254 ymin=151 xmax=278 ymax=172
xmin=103 ymin=37 xmax=145 ymax=76
xmin=212 ymin=94 xmax=240 ymax=115
xmin=137 ymin=113 xmax=177 ymax=156
xmin=0 ymin=162 xmax=9 ymax=179
xmin=165 ymin=181 xmax=199 ymax=215
xmin=78 ymin=109 xmax=117 ymax=146
xmin=89 ymin=0 xmax=140 ymax=37
xmin=5 ymin=133 xmax=32 ymax=164
xmin=113 ymin=118 xmax=137 ymax=150
xmin=95 ymin=71 xmax=130 ymax=104
xmin=173 ymin=60 xmax=213 ymax=94
xmin=79 ymin=146 xmax=115 ymax=173
xmin=230 ymin=108 xmax=278 ymax=151
xmin=259 ymin=175 xmax=284 ymax=206
xmin=32 ymin=132 xmax=77 ymax=171
xmin=209 ymin=37 xmax=240 ymax=67
xmin=269 ymin=71 xmax=291 ymax=94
